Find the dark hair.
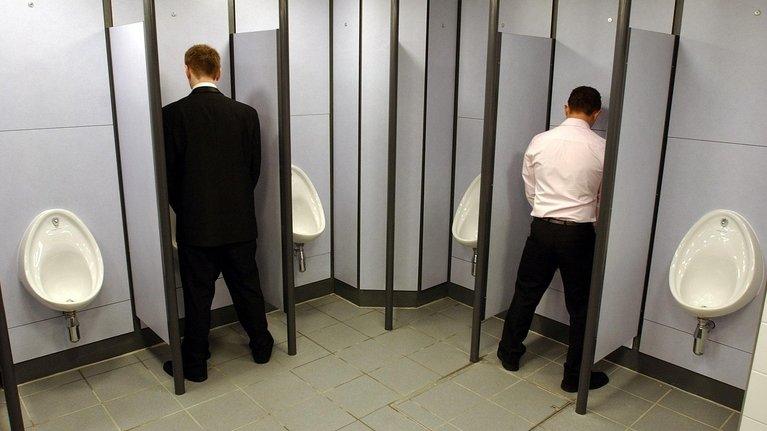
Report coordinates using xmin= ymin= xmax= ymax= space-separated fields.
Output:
xmin=184 ymin=44 xmax=221 ymax=78
xmin=567 ymin=86 xmax=602 ymax=115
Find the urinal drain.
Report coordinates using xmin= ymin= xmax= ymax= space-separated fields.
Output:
xmin=721 ymin=218 xmax=728 ymax=227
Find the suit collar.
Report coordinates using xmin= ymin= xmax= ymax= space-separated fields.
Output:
xmin=191 ymin=86 xmax=221 ymax=95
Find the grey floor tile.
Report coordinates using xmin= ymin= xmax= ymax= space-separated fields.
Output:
xmin=525 ymin=333 xmax=568 ymax=361
xmin=23 ymin=380 xmax=99 ymax=424
xmin=273 ymin=395 xmax=356 ymax=431
xmin=336 ymin=339 xmax=400 ymax=373
xmin=305 ymin=323 xmax=369 ymax=352
xmin=242 ymin=371 xmax=319 ymax=412
xmin=35 ymin=406 xmax=117 ymax=431
xmin=136 ymin=344 xmax=173 ymax=383
xmin=632 ymin=405 xmax=717 ymax=431
xmin=451 ymin=362 xmax=519 ymax=397
xmin=410 ymin=381 xmax=484 ymax=421
xmin=485 ymin=349 xmax=551 ymax=379
xmin=294 ymin=308 xmax=339 ymax=333
xmin=541 ymin=406 xmax=624 ymax=431
xmin=79 ymin=354 xmax=140 ymax=378
xmin=162 ymin=368 xmax=239 ymax=408
xmin=209 ymin=324 xmax=240 ymax=339
xmin=438 ymin=304 xmax=474 ymax=325
xmin=241 ymin=318 xmax=288 ymax=344
xmin=444 ymin=330 xmax=498 ymax=356
xmin=188 ymin=390 xmax=266 ymax=430
xmin=18 ymin=371 xmax=82 ymax=397
xmin=234 ymin=415 xmax=286 ymax=430
xmin=369 ymin=357 xmax=440 ymax=396
xmin=292 ymin=355 xmax=362 ymax=391
xmin=306 ymin=294 xmax=341 ymax=308
xmin=584 ymin=384 xmax=653 ymax=426
xmin=481 ymin=318 xmax=504 ymax=339
xmin=316 ymin=299 xmax=373 ymax=322
xmin=721 ymin=413 xmax=740 ymax=431
xmin=0 ymin=400 xmax=33 ymax=429
xmin=392 ymin=400 xmax=444 ymax=430
xmin=327 ymin=376 xmax=399 ymax=418
xmin=409 ymin=313 xmax=469 ymax=340
xmin=361 ymin=406 xmax=427 ymax=431
xmin=344 ymin=312 xmax=388 ymax=338
xmin=408 ymin=342 xmax=469 ymax=376
xmin=608 ymin=367 xmax=670 ymax=402
xmin=657 ymin=389 xmax=732 ymax=428
xmin=133 ymin=411 xmax=202 ymax=431
xmin=492 ymin=380 xmax=568 ymax=423
xmin=271 ymin=337 xmax=330 ymax=369
xmin=208 ymin=332 xmax=252 ymax=365
xmin=338 ymin=421 xmax=373 ymax=431
xmin=385 ymin=308 xmax=436 ymax=326
xmin=373 ymin=328 xmax=436 ymax=356
xmin=218 ymin=354 xmax=289 ymax=388
xmin=85 ymin=363 xmax=157 ymax=402
xmin=527 ymin=362 xmax=575 ymax=400
xmin=103 ymin=385 xmax=182 ymax=430
xmin=449 ymin=399 xmax=533 ymax=431
xmin=423 ymin=298 xmax=458 ymax=313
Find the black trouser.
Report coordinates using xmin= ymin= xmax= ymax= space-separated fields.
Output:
xmin=178 ymin=240 xmax=271 ymax=372
xmin=499 ymin=218 xmax=596 ymax=379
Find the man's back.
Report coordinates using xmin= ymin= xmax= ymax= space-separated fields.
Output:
xmin=523 ymin=118 xmax=605 ymax=222
xmin=163 ymin=86 xmax=261 ymax=247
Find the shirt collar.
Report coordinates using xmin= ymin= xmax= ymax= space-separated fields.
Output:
xmin=192 ymin=81 xmax=218 ymax=89
xmin=561 ymin=118 xmax=592 ymax=129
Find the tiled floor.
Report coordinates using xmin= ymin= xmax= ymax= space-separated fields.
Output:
xmin=2 ymin=295 xmax=741 ymax=431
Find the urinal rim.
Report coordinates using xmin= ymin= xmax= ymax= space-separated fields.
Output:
xmin=451 ymin=174 xmax=481 ymax=248
xmin=668 ymin=209 xmax=765 ymax=317
xmin=291 ymin=165 xmax=326 ymax=240
xmin=18 ymin=208 xmax=104 ymax=311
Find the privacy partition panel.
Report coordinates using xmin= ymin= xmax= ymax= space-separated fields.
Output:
xmin=232 ymin=30 xmax=285 ymax=311
xmin=592 ymin=28 xmax=675 ymax=362
xmin=484 ymin=33 xmax=552 ymax=319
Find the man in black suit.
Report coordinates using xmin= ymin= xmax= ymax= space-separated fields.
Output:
xmin=161 ymin=44 xmax=273 ymax=382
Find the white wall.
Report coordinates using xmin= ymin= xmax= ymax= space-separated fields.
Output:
xmin=742 ymin=300 xmax=767 ymax=429
xmin=0 ymin=1 xmax=133 ymax=362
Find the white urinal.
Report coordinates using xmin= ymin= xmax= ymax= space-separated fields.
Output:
xmin=292 ymin=165 xmax=325 ymax=272
xmin=452 ymin=174 xmax=481 ymax=276
xmin=669 ymin=209 xmax=765 ymax=355
xmin=18 ymin=209 xmax=104 ymax=342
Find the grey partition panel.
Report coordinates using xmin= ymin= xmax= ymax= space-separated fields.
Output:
xmin=0 ymin=127 xmax=133 ymax=361
xmin=394 ymin=0 xmax=428 ymax=292
xmin=669 ymin=1 xmax=767 ymax=146
xmin=457 ymin=0 xmax=489 ymax=119
xmin=156 ymin=0 xmax=231 ymax=105
xmin=332 ymin=0 xmax=360 ymax=287
xmin=233 ymin=30 xmax=284 ymax=309
xmin=359 ymin=0 xmax=391 ymax=291
xmin=499 ymin=0 xmax=552 ymax=38
xmin=593 ymin=29 xmax=674 ymax=362
xmin=421 ymin=0 xmax=458 ymax=290
xmin=289 ymin=0 xmax=330 ymax=115
xmin=110 ymin=22 xmax=171 ymax=343
xmin=236 ymin=0 xmax=279 ymax=32
xmin=112 ymin=0 xmax=144 ymax=25
xmin=485 ymin=34 xmax=552 ymax=318
xmin=549 ymin=0 xmax=618 ymax=131
xmin=641 ymin=138 xmax=767 ymax=388
xmin=0 ymin=0 xmax=112 ymax=131
xmin=629 ymin=0 xmax=674 ymax=33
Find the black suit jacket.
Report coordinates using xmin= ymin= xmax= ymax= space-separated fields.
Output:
xmin=162 ymin=86 xmax=261 ymax=247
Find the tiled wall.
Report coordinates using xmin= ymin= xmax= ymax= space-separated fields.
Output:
xmin=742 ymin=301 xmax=767 ymax=429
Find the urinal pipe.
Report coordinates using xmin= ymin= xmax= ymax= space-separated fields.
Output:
xmin=64 ymin=311 xmax=80 ymax=343
xmin=693 ymin=318 xmax=715 ymax=356
xmin=294 ymin=243 xmax=307 ymax=272
xmin=471 ymin=249 xmax=478 ymax=277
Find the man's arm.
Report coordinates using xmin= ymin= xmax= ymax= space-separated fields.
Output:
xmin=162 ymin=106 xmax=181 ymax=212
xmin=250 ymin=111 xmax=262 ymax=188
xmin=522 ymin=148 xmax=536 ymax=206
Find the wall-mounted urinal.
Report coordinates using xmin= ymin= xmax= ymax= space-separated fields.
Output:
xmin=18 ymin=209 xmax=104 ymax=342
xmin=452 ymin=174 xmax=481 ymax=276
xmin=669 ymin=209 xmax=765 ymax=355
xmin=292 ymin=165 xmax=325 ymax=272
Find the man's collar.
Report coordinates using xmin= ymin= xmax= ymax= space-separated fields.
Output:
xmin=561 ymin=117 xmax=591 ymax=129
xmin=192 ymin=81 xmax=217 ymax=89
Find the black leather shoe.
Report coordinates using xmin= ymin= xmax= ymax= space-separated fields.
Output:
xmin=560 ymin=371 xmax=609 ymax=393
xmin=163 ymin=360 xmax=207 ymax=383
xmin=497 ymin=350 xmax=521 ymax=372
xmin=252 ymin=334 xmax=275 ymax=364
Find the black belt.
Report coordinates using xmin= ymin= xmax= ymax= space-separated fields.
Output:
xmin=535 ymin=217 xmax=588 ymax=226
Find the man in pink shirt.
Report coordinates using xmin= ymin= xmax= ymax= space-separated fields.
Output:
xmin=497 ymin=86 xmax=608 ymax=393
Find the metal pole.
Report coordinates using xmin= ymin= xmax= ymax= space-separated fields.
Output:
xmin=143 ymin=0 xmax=186 ymax=395
xmin=384 ymin=0 xmax=400 ymax=331
xmin=277 ymin=0 xmax=297 ymax=355
xmin=470 ymin=0 xmax=501 ymax=363
xmin=575 ymin=0 xmax=632 ymax=415
xmin=0 ymin=283 xmax=24 ymax=431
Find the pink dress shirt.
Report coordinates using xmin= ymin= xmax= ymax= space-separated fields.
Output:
xmin=522 ymin=118 xmax=606 ymax=223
